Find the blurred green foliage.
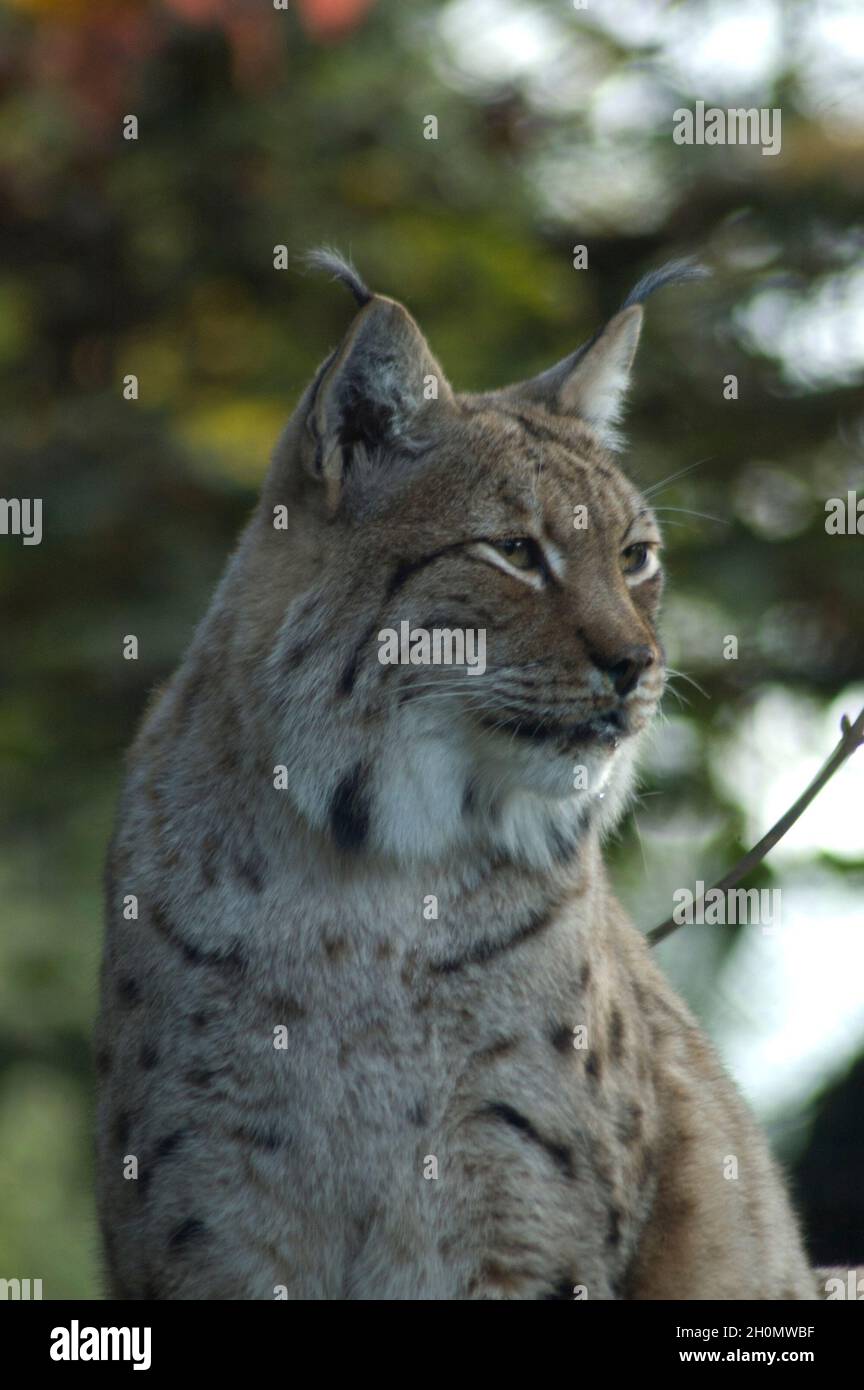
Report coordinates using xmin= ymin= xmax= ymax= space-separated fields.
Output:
xmin=1 ymin=0 xmax=862 ymax=1295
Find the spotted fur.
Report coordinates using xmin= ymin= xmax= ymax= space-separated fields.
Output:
xmin=95 ymin=253 xmax=818 ymax=1299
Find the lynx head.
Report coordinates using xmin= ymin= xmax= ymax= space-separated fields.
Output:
xmin=246 ymin=250 xmax=706 ymax=869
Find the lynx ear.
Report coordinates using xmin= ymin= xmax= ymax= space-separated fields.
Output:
xmin=503 ymin=258 xmax=709 ymax=449
xmin=512 ymin=305 xmax=643 ymax=447
xmin=301 ymin=252 xmax=453 ymax=506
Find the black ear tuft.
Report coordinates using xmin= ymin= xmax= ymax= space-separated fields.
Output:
xmin=565 ymin=258 xmax=711 ymax=372
xmin=620 ymin=257 xmax=710 ymax=311
xmin=496 ymin=255 xmax=708 ymax=444
xmin=304 ymin=246 xmax=374 ymax=308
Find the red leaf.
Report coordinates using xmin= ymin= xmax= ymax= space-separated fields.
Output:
xmin=295 ymin=0 xmax=376 ymax=41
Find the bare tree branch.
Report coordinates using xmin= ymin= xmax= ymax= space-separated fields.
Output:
xmin=647 ymin=704 xmax=864 ymax=949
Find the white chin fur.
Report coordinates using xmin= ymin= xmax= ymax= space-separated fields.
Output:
xmin=274 ymin=673 xmax=644 ymax=869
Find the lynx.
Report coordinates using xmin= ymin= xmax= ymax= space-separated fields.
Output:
xmin=96 ymin=250 xmax=824 ymax=1299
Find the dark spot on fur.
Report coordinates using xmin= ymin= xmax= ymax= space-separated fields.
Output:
xmin=200 ymin=831 xmax=222 ymax=888
xmin=329 ymin=763 xmax=370 ymax=852
xmin=139 ymin=1042 xmax=159 ymax=1070
xmin=609 ymin=1008 xmax=626 ymax=1063
xmin=432 ymin=900 xmax=559 ymax=974
xmin=478 ymin=711 xmax=571 ymax=743
xmin=473 ymin=1262 xmax=524 ymax=1296
xmin=233 ymin=850 xmax=266 ymax=894
xmin=118 ymin=976 xmax=141 ymax=1007
xmin=593 ymin=463 xmax=617 ymax=483
xmin=337 ymin=623 xmax=378 ymax=697
xmin=154 ymin=1131 xmax=184 ymax=1162
xmin=151 ymin=905 xmax=246 ymax=973
xmin=586 ymin=1050 xmax=603 ymax=1084
xmin=386 ymin=555 xmax=428 ymax=600
xmin=95 ymin=1046 xmax=112 ymax=1077
xmin=229 ymin=1123 xmax=288 ymax=1152
xmin=284 ymin=641 xmax=311 ymax=670
xmin=168 ymin=1217 xmax=208 ymax=1252
xmin=504 ymin=410 xmax=563 ymax=445
xmin=375 ymin=939 xmax=394 ymax=960
xmin=112 ymin=1111 xmax=130 ymax=1148
xmin=607 ymin=1206 xmax=622 ymax=1247
xmin=324 ymin=936 xmax=349 ymax=962
xmin=484 ymin=1102 xmax=575 ymax=1180
xmin=408 ymin=1100 xmax=429 ymax=1127
xmin=476 ymin=1036 xmax=520 ymax=1062
xmin=551 ymin=1025 xmax=574 ymax=1055
xmin=579 ymin=962 xmax=592 ymax=991
xmin=547 ymin=819 xmax=580 ymax=864
xmin=416 ymin=610 xmax=473 ymax=637
xmin=137 ymin=1130 xmax=185 ymax=1204
xmin=266 ymin=993 xmax=308 ymax=1022
xmin=617 ymin=1102 xmax=643 ymax=1147
xmin=217 ymin=742 xmax=241 ymax=775
xmin=383 ymin=535 xmax=476 ymax=603
xmin=189 ymin=1010 xmax=210 ymax=1030
xmin=184 ymin=1067 xmax=221 ymax=1088
xmin=540 ymin=1275 xmax=576 ymax=1300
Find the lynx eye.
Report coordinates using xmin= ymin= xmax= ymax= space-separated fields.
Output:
xmin=622 ymin=536 xmax=650 ymax=569
xmin=621 ymin=542 xmax=659 ymax=580
xmin=491 ymin=538 xmax=541 ymax=571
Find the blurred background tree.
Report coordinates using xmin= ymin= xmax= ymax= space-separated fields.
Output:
xmin=0 ymin=0 xmax=862 ymax=1295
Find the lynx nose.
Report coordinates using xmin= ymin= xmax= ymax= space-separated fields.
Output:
xmin=604 ymin=644 xmax=654 ymax=697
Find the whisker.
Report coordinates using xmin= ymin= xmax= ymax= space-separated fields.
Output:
xmin=666 ymin=666 xmax=711 ymax=700
xmin=652 ymin=506 xmax=728 ymax=525
xmin=661 ymin=683 xmax=690 ymax=710
xmin=632 ymin=813 xmax=649 ymax=877
xmin=643 ymin=456 xmax=716 ymax=498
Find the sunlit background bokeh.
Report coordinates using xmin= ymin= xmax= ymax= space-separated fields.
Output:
xmin=1 ymin=0 xmax=863 ymax=1296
